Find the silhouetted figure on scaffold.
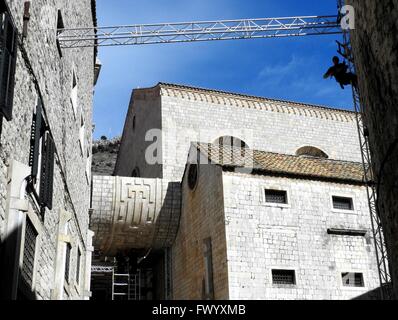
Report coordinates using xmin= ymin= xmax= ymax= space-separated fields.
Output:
xmin=323 ymin=56 xmax=358 ymax=89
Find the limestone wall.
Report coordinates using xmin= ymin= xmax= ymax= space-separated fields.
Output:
xmin=172 ymin=163 xmax=229 ymax=300
xmin=90 ymin=176 xmax=181 ymax=255
xmin=0 ymin=0 xmax=95 ymax=300
xmin=116 ymin=84 xmax=362 ymax=183
xmin=223 ymin=172 xmax=380 ymax=300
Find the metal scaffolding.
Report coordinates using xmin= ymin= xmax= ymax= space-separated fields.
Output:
xmin=57 ymin=15 xmax=341 ymax=48
xmin=337 ymin=0 xmax=392 ymax=299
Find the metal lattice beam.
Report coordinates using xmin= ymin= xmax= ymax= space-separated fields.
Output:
xmin=337 ymin=0 xmax=393 ymax=299
xmin=57 ymin=15 xmax=341 ymax=48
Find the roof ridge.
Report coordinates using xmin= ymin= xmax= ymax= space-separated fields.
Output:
xmin=158 ymin=82 xmax=354 ymax=114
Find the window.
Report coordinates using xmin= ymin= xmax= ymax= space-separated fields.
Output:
xmin=265 ymin=189 xmax=288 ymax=204
xmin=296 ymin=146 xmax=329 ymax=159
xmin=0 ymin=4 xmax=18 ymax=122
xmin=29 ymin=100 xmax=55 ymax=214
xmin=79 ymin=114 xmax=85 ymax=154
xmin=272 ymin=269 xmax=296 ymax=285
xmin=56 ymin=10 xmax=64 ymax=57
xmin=202 ymin=238 xmax=214 ymax=300
xmin=76 ymin=248 xmax=81 ymax=285
xmin=21 ymin=218 xmax=38 ymax=288
xmin=214 ymin=136 xmax=249 ymax=160
xmin=132 ymin=115 xmax=136 ymax=131
xmin=86 ymin=146 xmax=91 ymax=183
xmin=65 ymin=243 xmax=71 ymax=283
xmin=332 ymin=196 xmax=354 ymax=211
xmin=342 ymin=272 xmax=364 ymax=287
xmin=71 ymin=70 xmax=78 ymax=116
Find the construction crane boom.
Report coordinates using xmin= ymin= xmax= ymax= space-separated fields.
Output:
xmin=57 ymin=15 xmax=341 ymax=48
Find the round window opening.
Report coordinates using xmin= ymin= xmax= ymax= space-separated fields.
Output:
xmin=188 ymin=164 xmax=198 ymax=190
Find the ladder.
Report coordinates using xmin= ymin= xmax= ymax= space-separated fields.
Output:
xmin=112 ymin=273 xmax=130 ymax=300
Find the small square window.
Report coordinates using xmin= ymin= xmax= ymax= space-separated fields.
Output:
xmin=342 ymin=272 xmax=364 ymax=287
xmin=265 ymin=189 xmax=288 ymax=204
xmin=272 ymin=269 xmax=296 ymax=285
xmin=333 ymin=196 xmax=354 ymax=211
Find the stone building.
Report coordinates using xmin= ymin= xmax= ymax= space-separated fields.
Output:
xmin=0 ymin=0 xmax=99 ymax=300
xmin=91 ymin=83 xmax=381 ymax=300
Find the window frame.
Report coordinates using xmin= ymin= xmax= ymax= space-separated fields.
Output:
xmin=331 ymin=194 xmax=355 ymax=213
xmin=55 ymin=9 xmax=64 ymax=58
xmin=70 ymin=68 xmax=78 ymax=118
xmin=340 ymin=271 xmax=366 ymax=289
xmin=79 ymin=113 xmax=85 ymax=156
xmin=271 ymin=268 xmax=297 ymax=287
xmin=18 ymin=209 xmax=43 ymax=297
xmin=261 ymin=186 xmax=291 ymax=209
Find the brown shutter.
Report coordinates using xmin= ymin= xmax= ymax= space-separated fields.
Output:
xmin=0 ymin=12 xmax=18 ymax=121
xmin=39 ymin=131 xmax=55 ymax=210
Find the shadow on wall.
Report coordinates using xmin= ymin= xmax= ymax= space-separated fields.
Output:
xmin=0 ymin=229 xmax=38 ymax=300
xmin=152 ymin=182 xmax=181 ymax=249
xmin=352 ymin=285 xmax=393 ymax=300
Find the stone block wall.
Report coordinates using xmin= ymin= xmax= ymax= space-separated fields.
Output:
xmin=172 ymin=163 xmax=229 ymax=300
xmin=348 ymin=0 xmax=398 ymax=299
xmin=0 ymin=0 xmax=96 ymax=300
xmin=222 ymin=172 xmax=380 ymax=300
xmin=114 ymin=88 xmax=163 ymax=178
xmin=116 ymin=84 xmax=362 ymax=183
xmin=90 ymin=176 xmax=181 ymax=255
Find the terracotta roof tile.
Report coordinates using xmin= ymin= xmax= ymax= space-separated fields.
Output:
xmin=194 ymin=143 xmax=365 ymax=184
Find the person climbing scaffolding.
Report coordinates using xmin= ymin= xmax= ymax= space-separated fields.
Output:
xmin=323 ymin=56 xmax=358 ymax=89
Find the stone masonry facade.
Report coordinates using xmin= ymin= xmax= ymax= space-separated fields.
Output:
xmin=223 ymin=173 xmax=379 ymax=300
xmin=0 ymin=0 xmax=97 ymax=300
xmin=115 ymin=83 xmax=362 ymax=182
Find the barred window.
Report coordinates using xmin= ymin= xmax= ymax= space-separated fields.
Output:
xmin=65 ymin=243 xmax=71 ymax=283
xmin=272 ymin=269 xmax=296 ymax=285
xmin=265 ymin=189 xmax=288 ymax=204
xmin=342 ymin=272 xmax=364 ymax=287
xmin=21 ymin=218 xmax=38 ymax=288
xmin=332 ymin=196 xmax=354 ymax=211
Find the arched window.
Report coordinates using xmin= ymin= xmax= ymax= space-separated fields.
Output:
xmin=213 ymin=136 xmax=249 ymax=161
xmin=296 ymin=146 xmax=329 ymax=159
xmin=213 ymin=136 xmax=249 ymax=150
xmin=131 ymin=167 xmax=140 ymax=177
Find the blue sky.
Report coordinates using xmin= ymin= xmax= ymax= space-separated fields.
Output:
xmin=93 ymin=0 xmax=353 ymax=139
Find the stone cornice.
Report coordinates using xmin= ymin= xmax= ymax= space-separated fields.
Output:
xmin=149 ymin=82 xmax=357 ymax=123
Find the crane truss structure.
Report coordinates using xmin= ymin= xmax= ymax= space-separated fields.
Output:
xmin=337 ymin=1 xmax=392 ymax=299
xmin=57 ymin=15 xmax=341 ymax=48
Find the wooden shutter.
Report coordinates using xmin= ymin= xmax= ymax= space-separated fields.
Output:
xmin=0 ymin=11 xmax=18 ymax=121
xmin=39 ymin=131 xmax=55 ymax=210
xmin=29 ymin=100 xmax=44 ymax=179
xmin=29 ymin=101 xmax=43 ymax=179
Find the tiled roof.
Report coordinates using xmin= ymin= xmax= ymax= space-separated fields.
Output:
xmin=194 ymin=143 xmax=365 ymax=184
